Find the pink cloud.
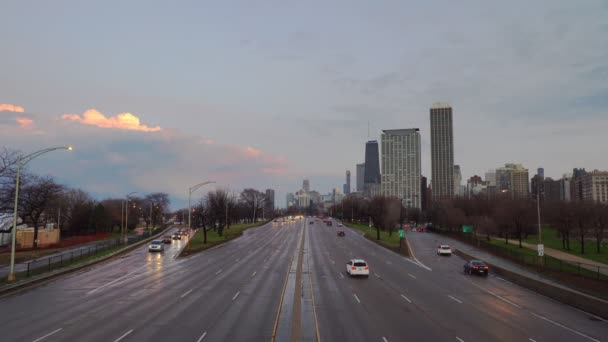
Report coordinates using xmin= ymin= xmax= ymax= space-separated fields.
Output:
xmin=244 ymin=146 xmax=263 ymax=157
xmin=0 ymin=104 xmax=25 ymax=113
xmin=15 ymin=117 xmax=34 ymax=128
xmin=62 ymin=109 xmax=161 ymax=132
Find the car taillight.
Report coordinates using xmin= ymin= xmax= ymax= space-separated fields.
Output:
xmin=483 ymin=266 xmax=488 ymax=269
xmin=364 ymin=266 xmax=369 ymax=270
xmin=473 ymin=266 xmax=478 ymax=269
xmin=351 ymin=266 xmax=356 ymax=270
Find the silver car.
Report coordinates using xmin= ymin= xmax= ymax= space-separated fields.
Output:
xmin=148 ymin=240 xmax=164 ymax=252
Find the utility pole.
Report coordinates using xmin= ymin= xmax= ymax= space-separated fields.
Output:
xmin=537 ymin=180 xmax=543 ymax=258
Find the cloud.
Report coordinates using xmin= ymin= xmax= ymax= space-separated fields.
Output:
xmin=62 ymin=109 xmax=161 ymax=132
xmin=0 ymin=104 xmax=25 ymax=113
xmin=15 ymin=117 xmax=33 ymax=128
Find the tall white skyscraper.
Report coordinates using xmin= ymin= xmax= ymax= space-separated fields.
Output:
xmin=380 ymin=129 xmax=421 ymax=208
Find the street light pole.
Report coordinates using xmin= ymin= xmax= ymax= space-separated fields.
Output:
xmin=8 ymin=146 xmax=72 ymax=282
xmin=188 ymin=181 xmax=216 ymax=232
xmin=124 ymin=192 xmax=137 ymax=245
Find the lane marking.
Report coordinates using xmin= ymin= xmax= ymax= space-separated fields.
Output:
xmin=86 ymin=265 xmax=146 ymax=295
xmin=196 ymin=332 xmax=207 ymax=342
xmin=232 ymin=291 xmax=240 ymax=301
xmin=401 ymin=257 xmax=432 ymax=271
xmin=113 ymin=329 xmax=134 ymax=342
xmin=215 ymin=269 xmax=222 ymax=275
xmin=180 ymin=289 xmax=193 ymax=298
xmin=383 ymin=337 xmax=389 ymax=342
xmin=456 ymin=337 xmax=464 ymax=342
xmin=32 ymin=328 xmax=63 ymax=342
xmin=252 ymin=271 xmax=257 ymax=277
xmin=131 ymin=289 xmax=145 ymax=297
xmin=529 ymin=339 xmax=537 ymax=342
xmin=448 ymin=295 xmax=463 ymax=304
xmin=531 ymin=313 xmax=599 ymax=342
xmin=374 ymin=273 xmax=380 ymax=278
xmin=400 ymin=294 xmax=412 ymax=303
xmin=339 ymin=272 xmax=345 ymax=279
xmin=466 ymin=280 xmax=521 ymax=308
xmin=354 ymin=294 xmax=361 ymax=304
xmin=408 ymin=274 xmax=416 ymax=279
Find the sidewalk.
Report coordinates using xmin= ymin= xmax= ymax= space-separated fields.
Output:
xmin=497 ymin=238 xmax=608 ymax=276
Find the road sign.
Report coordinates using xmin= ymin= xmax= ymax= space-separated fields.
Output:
xmin=398 ymin=229 xmax=405 ymax=239
xmin=537 ymin=244 xmax=544 ymax=257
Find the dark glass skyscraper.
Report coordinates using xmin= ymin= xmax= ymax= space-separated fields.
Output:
xmin=364 ymin=140 xmax=381 ymax=198
xmin=430 ymin=103 xmax=454 ymax=201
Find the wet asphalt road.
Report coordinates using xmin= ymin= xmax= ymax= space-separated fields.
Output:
xmin=0 ymin=220 xmax=607 ymax=342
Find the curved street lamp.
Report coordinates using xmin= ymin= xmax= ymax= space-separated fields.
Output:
xmin=188 ymin=181 xmax=215 ymax=232
xmin=8 ymin=146 xmax=72 ymax=282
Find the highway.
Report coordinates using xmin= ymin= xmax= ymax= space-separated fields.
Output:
xmin=0 ymin=219 xmax=606 ymax=342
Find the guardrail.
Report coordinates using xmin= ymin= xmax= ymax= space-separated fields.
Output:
xmin=428 ymin=227 xmax=608 ymax=282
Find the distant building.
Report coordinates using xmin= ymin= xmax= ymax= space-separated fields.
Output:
xmin=496 ymin=163 xmax=530 ymax=199
xmin=582 ymin=170 xmax=608 ymax=204
xmin=421 ymin=176 xmax=428 ymax=211
xmin=537 ymin=168 xmax=545 ymax=179
xmin=453 ymin=165 xmax=462 ymax=197
xmin=380 ymin=128 xmax=421 ymax=208
xmin=543 ymin=178 xmax=561 ymax=202
xmin=466 ymin=175 xmax=485 ymax=198
xmin=356 ymin=163 xmax=365 ymax=192
xmin=296 ymin=190 xmax=311 ymax=208
xmin=364 ymin=140 xmax=381 ymax=198
xmin=571 ymin=168 xmax=587 ymax=201
xmin=485 ymin=170 xmax=496 ymax=187
xmin=286 ymin=193 xmax=296 ymax=208
xmin=559 ymin=174 xmax=572 ymax=201
xmin=303 ymin=179 xmax=310 ymax=193
xmin=430 ymin=103 xmax=454 ymax=201
xmin=265 ymin=189 xmax=275 ymax=213
xmin=309 ymin=191 xmax=321 ymax=205
xmin=343 ymin=170 xmax=351 ymax=195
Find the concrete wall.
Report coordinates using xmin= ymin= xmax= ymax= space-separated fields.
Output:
xmin=16 ymin=228 xmax=60 ymax=248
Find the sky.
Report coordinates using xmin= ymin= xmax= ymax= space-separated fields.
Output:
xmin=1 ymin=0 xmax=608 ymax=209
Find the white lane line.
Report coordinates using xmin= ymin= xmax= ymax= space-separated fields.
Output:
xmin=448 ymin=295 xmax=463 ymax=304
xmin=232 ymin=291 xmax=240 ymax=301
xmin=196 ymin=332 xmax=207 ymax=342
xmin=382 ymin=337 xmax=389 ymax=342
xmin=86 ymin=265 xmax=146 ymax=295
xmin=264 ymin=257 xmax=269 ymax=263
xmin=529 ymin=339 xmax=537 ymax=342
xmin=354 ymin=294 xmax=361 ymax=303
xmin=456 ymin=337 xmax=464 ymax=342
xmin=466 ymin=280 xmax=521 ymax=308
xmin=113 ymin=329 xmax=134 ymax=342
xmin=215 ymin=269 xmax=222 ymax=275
xmin=400 ymin=294 xmax=412 ymax=303
xmin=374 ymin=273 xmax=380 ymax=278
xmin=339 ymin=272 xmax=345 ymax=279
xmin=408 ymin=273 xmax=416 ymax=279
xmin=252 ymin=271 xmax=257 ymax=277
xmin=32 ymin=328 xmax=63 ymax=342
xmin=531 ymin=313 xmax=599 ymax=342
xmin=401 ymin=257 xmax=432 ymax=271
xmin=181 ymin=289 xmax=193 ymax=298
xmin=131 ymin=289 xmax=145 ymax=297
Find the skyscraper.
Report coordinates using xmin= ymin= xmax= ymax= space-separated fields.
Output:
xmin=303 ymin=179 xmax=310 ymax=193
xmin=364 ymin=140 xmax=381 ymax=198
xmin=380 ymin=129 xmax=421 ymax=208
xmin=496 ymin=163 xmax=530 ymax=199
xmin=343 ymin=170 xmax=351 ymax=195
xmin=356 ymin=163 xmax=365 ymax=192
xmin=453 ymin=164 xmax=462 ymax=197
xmin=430 ymin=103 xmax=454 ymax=201
xmin=420 ymin=176 xmax=428 ymax=211
xmin=265 ymin=189 xmax=275 ymax=213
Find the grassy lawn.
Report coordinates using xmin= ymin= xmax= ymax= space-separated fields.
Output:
xmin=487 ymin=239 xmax=539 ymax=257
xmin=346 ymin=223 xmax=401 ymax=250
xmin=523 ymin=227 xmax=608 ymax=265
xmin=181 ymin=222 xmax=268 ymax=256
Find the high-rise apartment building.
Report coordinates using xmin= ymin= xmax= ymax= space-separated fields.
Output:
xmin=571 ymin=168 xmax=587 ymax=201
xmin=356 ymin=163 xmax=365 ymax=192
xmin=453 ymin=165 xmax=462 ymax=197
xmin=380 ymin=129 xmax=421 ymax=208
xmin=421 ymin=176 xmax=428 ymax=211
xmin=264 ymin=189 xmax=275 ymax=213
xmin=582 ymin=170 xmax=608 ymax=204
xmin=430 ymin=103 xmax=454 ymax=201
xmin=343 ymin=170 xmax=351 ymax=195
xmin=364 ymin=141 xmax=381 ymax=198
xmin=303 ymin=179 xmax=310 ymax=193
xmin=485 ymin=170 xmax=496 ymax=186
xmin=496 ymin=163 xmax=530 ymax=199
xmin=286 ymin=193 xmax=295 ymax=208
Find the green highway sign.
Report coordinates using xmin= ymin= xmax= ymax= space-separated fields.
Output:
xmin=398 ymin=229 xmax=405 ymax=238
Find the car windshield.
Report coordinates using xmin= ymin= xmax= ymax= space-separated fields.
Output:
xmin=151 ymin=241 xmax=162 ymax=245
xmin=441 ymin=246 xmax=450 ymax=250
xmin=354 ymin=262 xmax=367 ymax=267
xmin=472 ymin=261 xmax=486 ymax=266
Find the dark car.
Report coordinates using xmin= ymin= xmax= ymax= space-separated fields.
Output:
xmin=172 ymin=233 xmax=181 ymax=240
xmin=309 ymin=221 xmax=314 ymax=225
xmin=162 ymin=235 xmax=172 ymax=244
xmin=337 ymin=231 xmax=345 ymax=237
xmin=464 ymin=260 xmax=489 ymax=276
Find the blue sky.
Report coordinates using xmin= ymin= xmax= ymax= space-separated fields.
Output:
xmin=2 ymin=0 xmax=608 ymax=209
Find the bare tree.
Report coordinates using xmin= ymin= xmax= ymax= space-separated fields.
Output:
xmin=0 ymin=147 xmax=21 ymax=214
xmin=240 ymin=189 xmax=265 ymax=223
xmin=145 ymin=193 xmax=170 ymax=228
xmin=546 ymin=200 xmax=574 ymax=250
xmin=573 ymin=201 xmax=593 ymax=255
xmin=494 ymin=199 xmax=535 ymax=247
xmin=18 ymin=176 xmax=64 ymax=248
xmin=591 ymin=202 xmax=607 ymax=254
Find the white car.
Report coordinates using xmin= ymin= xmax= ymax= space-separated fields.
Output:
xmin=346 ymin=259 xmax=370 ymax=277
xmin=148 ymin=240 xmax=164 ymax=252
xmin=437 ymin=245 xmax=452 ymax=256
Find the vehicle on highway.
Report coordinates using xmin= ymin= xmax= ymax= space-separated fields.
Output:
xmin=337 ymin=223 xmax=343 ymax=227
xmin=162 ymin=235 xmax=172 ymax=244
xmin=309 ymin=221 xmax=314 ymax=225
xmin=437 ymin=245 xmax=452 ymax=256
xmin=463 ymin=260 xmax=489 ymax=276
xmin=326 ymin=221 xmax=333 ymax=226
xmin=346 ymin=259 xmax=369 ymax=277
xmin=337 ymin=231 xmax=345 ymax=237
xmin=148 ymin=240 xmax=164 ymax=252
xmin=172 ymin=233 xmax=181 ymax=240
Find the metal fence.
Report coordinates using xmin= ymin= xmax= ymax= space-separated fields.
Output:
xmin=17 ymin=226 xmax=167 ymax=279
xmin=429 ymin=228 xmax=608 ymax=282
